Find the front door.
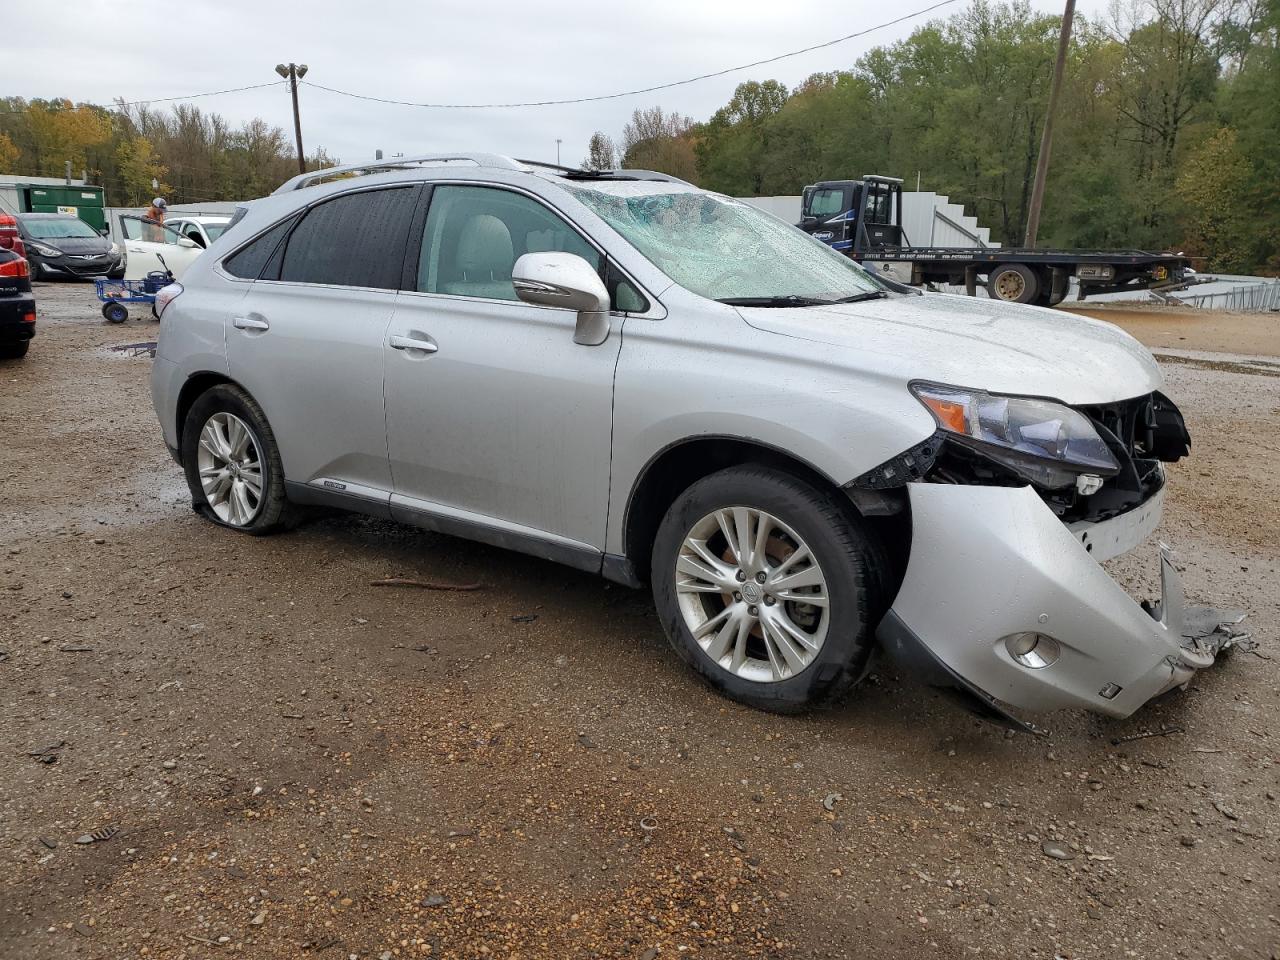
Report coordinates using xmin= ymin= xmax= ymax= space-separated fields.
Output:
xmin=384 ymin=184 xmax=622 ymax=558
xmin=118 ymin=215 xmax=203 ymax=279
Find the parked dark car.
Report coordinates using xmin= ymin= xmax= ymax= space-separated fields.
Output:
xmin=0 ymin=248 xmax=36 ymax=359
xmin=15 ymin=212 xmax=123 ymax=280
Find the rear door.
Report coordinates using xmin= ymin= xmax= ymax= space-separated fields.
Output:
xmin=224 ymin=185 xmax=420 ymax=499
xmin=119 ymin=215 xmax=203 ymax=279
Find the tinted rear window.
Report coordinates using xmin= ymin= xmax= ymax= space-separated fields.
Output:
xmin=279 ymin=187 xmax=416 ymax=289
xmin=223 ymin=216 xmax=297 ymax=280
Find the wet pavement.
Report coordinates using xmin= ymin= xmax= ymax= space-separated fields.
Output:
xmin=1 ymin=283 xmax=1277 ymax=959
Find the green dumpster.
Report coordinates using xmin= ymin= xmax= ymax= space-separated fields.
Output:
xmin=22 ymin=184 xmax=106 ymax=231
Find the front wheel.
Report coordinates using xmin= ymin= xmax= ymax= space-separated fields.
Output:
xmin=651 ymin=465 xmax=888 ymax=713
xmin=102 ymin=302 xmax=129 ymax=324
xmin=180 ymin=384 xmax=296 ymax=534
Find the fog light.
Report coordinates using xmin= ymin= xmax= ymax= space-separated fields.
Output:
xmin=1003 ymin=632 xmax=1060 ymax=669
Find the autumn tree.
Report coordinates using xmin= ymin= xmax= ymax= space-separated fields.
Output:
xmin=620 ymin=107 xmax=698 ymax=182
xmin=0 ymin=132 xmax=18 ymax=171
xmin=584 ymin=132 xmax=617 ymax=169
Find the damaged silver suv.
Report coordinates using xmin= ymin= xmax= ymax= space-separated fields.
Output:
xmin=150 ymin=153 xmax=1245 ymax=725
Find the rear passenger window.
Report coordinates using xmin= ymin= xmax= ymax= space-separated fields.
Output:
xmin=223 ymin=216 xmax=297 ymax=280
xmin=279 ymin=187 xmax=416 ymax=289
xmin=417 ymin=185 xmax=601 ymax=301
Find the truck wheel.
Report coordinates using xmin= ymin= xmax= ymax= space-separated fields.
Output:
xmin=986 ymin=263 xmax=1041 ymax=304
xmin=651 ymin=465 xmax=889 ymax=713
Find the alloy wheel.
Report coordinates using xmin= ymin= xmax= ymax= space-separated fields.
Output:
xmin=196 ymin=412 xmax=264 ymax=526
xmin=674 ymin=507 xmax=830 ymax=683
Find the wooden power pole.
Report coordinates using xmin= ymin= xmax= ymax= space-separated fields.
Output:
xmin=275 ymin=63 xmax=309 ymax=175
xmin=1023 ymin=0 xmax=1075 ymax=249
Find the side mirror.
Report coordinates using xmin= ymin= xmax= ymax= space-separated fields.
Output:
xmin=177 ymin=236 xmax=199 ymax=249
xmin=512 ymin=252 xmax=611 ymax=345
xmin=98 ymin=227 xmax=109 ymax=237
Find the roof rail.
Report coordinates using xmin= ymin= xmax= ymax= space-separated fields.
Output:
xmin=271 ymin=153 xmax=529 ymax=194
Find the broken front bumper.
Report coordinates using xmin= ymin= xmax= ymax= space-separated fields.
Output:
xmin=878 ymin=483 xmax=1246 ymax=720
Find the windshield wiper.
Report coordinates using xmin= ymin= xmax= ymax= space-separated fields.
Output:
xmin=716 ymin=295 xmax=835 ymax=307
xmin=831 ymin=291 xmax=888 ymax=304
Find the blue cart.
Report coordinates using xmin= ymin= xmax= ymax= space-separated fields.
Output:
xmin=95 ymin=275 xmax=170 ymax=324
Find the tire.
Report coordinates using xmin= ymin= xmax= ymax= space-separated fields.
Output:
xmin=102 ymin=302 xmax=129 ymax=324
xmin=651 ymin=465 xmax=889 ymax=713
xmin=180 ymin=383 xmax=296 ymax=534
xmin=0 ymin=341 xmax=29 ymax=360
xmin=986 ymin=263 xmax=1041 ymax=304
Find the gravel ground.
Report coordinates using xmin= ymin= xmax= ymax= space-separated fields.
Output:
xmin=1 ymin=283 xmax=1277 ymax=960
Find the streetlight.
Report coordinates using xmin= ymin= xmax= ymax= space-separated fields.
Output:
xmin=275 ymin=62 xmax=309 ymax=175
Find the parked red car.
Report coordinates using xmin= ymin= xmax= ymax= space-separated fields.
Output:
xmin=0 ymin=213 xmax=27 ymax=261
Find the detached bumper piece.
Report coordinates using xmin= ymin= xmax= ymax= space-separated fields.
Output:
xmin=878 ymin=484 xmax=1250 ymax=724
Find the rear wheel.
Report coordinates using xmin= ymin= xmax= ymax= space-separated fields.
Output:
xmin=0 ymin=341 xmax=29 ymax=360
xmin=986 ymin=263 xmax=1041 ymax=304
xmin=181 ymin=384 xmax=296 ymax=534
xmin=651 ymin=465 xmax=888 ymax=713
xmin=102 ymin=302 xmax=129 ymax=324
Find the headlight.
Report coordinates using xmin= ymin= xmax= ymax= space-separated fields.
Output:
xmin=911 ymin=382 xmax=1119 ymax=489
xmin=30 ymin=242 xmax=61 ymax=257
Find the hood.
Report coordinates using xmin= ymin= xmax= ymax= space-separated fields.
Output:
xmin=735 ymin=292 xmax=1162 ymax=406
xmin=29 ymin=236 xmax=111 ymax=256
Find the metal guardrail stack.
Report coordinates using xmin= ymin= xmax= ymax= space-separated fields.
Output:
xmin=1176 ymin=279 xmax=1280 ymax=311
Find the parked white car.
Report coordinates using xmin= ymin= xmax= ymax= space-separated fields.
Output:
xmin=166 ymin=215 xmax=233 ymax=250
xmin=149 ymin=153 xmax=1246 ymax=728
xmin=116 ymin=214 xmax=204 ymax=281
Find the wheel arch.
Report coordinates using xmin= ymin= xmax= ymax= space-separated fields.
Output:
xmin=175 ymin=372 xmax=252 ymax=450
xmin=619 ymin=436 xmax=847 ymax=586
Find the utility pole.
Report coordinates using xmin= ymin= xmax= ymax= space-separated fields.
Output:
xmin=1023 ymin=0 xmax=1075 ymax=249
xmin=275 ymin=63 xmax=309 ymax=174
xmin=556 ymin=139 xmax=562 ymax=166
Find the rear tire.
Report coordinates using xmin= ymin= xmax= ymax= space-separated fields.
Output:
xmin=0 ymin=341 xmax=29 ymax=359
xmin=181 ymin=384 xmax=296 ymax=534
xmin=986 ymin=263 xmax=1041 ymax=304
xmin=651 ymin=465 xmax=889 ymax=713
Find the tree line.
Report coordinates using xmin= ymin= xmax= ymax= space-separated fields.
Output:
xmin=0 ymin=98 xmax=334 ymax=208
xmin=588 ymin=0 xmax=1279 ymax=274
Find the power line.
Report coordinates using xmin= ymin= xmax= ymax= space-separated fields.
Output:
xmin=0 ymin=82 xmax=286 ymax=114
xmin=299 ymin=0 xmax=961 ymax=109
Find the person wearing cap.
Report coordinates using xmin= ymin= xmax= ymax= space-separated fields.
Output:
xmin=143 ymin=197 xmax=168 ymax=242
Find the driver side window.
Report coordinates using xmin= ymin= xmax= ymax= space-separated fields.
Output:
xmin=121 ymin=216 xmax=182 ymax=245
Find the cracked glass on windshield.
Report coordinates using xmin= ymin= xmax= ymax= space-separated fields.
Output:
xmin=568 ymin=185 xmax=883 ymax=304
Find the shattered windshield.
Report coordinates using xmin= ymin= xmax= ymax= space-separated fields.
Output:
xmin=568 ymin=184 xmax=882 ymax=303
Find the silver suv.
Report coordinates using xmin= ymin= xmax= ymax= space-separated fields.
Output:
xmin=150 ymin=153 xmax=1242 ymax=725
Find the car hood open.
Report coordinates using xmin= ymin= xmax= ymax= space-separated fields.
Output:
xmin=735 ymin=292 xmax=1162 ymax=406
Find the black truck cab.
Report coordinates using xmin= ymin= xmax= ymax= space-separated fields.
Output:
xmin=798 ymin=176 xmax=904 ymax=254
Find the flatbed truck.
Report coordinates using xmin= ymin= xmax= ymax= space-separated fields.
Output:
xmin=799 ymin=175 xmax=1194 ymax=305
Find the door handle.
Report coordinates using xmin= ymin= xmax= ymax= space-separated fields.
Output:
xmin=233 ymin=315 xmax=270 ymax=331
xmin=389 ymin=334 xmax=438 ymax=353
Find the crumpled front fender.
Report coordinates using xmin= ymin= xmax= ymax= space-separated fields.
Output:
xmin=877 ymin=483 xmax=1243 ymax=719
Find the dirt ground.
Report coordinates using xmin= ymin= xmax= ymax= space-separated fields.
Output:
xmin=1 ymin=286 xmax=1277 ymax=960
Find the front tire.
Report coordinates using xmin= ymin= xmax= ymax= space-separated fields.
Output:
xmin=651 ymin=465 xmax=888 ymax=713
xmin=180 ymin=384 xmax=295 ymax=534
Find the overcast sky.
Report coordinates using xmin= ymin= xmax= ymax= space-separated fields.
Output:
xmin=13 ymin=0 xmax=1110 ymax=169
